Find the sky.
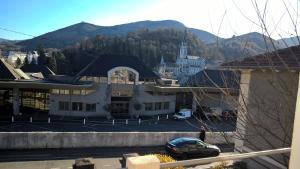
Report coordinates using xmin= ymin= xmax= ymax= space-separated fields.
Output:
xmin=0 ymin=0 xmax=299 ymax=40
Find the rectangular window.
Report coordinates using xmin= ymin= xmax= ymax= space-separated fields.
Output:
xmin=52 ymin=89 xmax=59 ymax=94
xmin=59 ymin=90 xmax=69 ymax=95
xmin=86 ymin=103 xmax=96 ymax=112
xmin=72 ymin=90 xmax=81 ymax=95
xmin=155 ymin=102 xmax=162 ymax=110
xmin=163 ymin=102 xmax=169 ymax=110
xmin=72 ymin=102 xmax=83 ymax=111
xmin=59 ymin=101 xmax=69 ymax=111
xmin=144 ymin=103 xmax=152 ymax=111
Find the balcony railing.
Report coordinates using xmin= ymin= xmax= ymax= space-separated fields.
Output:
xmin=160 ymin=147 xmax=291 ymax=168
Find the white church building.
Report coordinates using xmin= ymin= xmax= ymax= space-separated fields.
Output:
xmin=158 ymin=42 xmax=206 ymax=83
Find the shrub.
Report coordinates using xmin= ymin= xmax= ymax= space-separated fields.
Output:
xmin=210 ymin=161 xmax=229 ymax=169
xmin=151 ymin=154 xmax=184 ymax=169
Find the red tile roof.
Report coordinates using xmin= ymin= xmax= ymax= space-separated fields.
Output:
xmin=221 ymin=45 xmax=300 ymax=70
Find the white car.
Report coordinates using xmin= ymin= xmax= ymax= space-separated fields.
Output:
xmin=173 ymin=109 xmax=192 ymax=120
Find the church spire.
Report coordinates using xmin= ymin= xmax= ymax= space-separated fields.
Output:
xmin=160 ymin=55 xmax=165 ymax=65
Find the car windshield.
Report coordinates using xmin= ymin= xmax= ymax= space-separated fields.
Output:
xmin=177 ymin=112 xmax=184 ymax=116
xmin=170 ymin=138 xmax=205 ymax=146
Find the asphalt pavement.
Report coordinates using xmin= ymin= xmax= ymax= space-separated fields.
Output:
xmin=0 ymin=117 xmax=236 ymax=132
xmin=0 ymin=145 xmax=234 ymax=169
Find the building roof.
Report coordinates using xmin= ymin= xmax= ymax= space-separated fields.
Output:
xmin=76 ymin=54 xmax=159 ymax=80
xmin=0 ymin=59 xmax=29 ymax=80
xmin=20 ymin=64 xmax=55 ymax=78
xmin=221 ymin=45 xmax=300 ymax=70
xmin=185 ymin=69 xmax=240 ymax=89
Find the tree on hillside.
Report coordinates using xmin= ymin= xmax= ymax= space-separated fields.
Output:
xmin=24 ymin=56 xmax=29 ymax=65
xmin=15 ymin=57 xmax=22 ymax=68
xmin=37 ymin=45 xmax=46 ymax=66
xmin=31 ymin=57 xmax=37 ymax=65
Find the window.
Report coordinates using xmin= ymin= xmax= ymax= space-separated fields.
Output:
xmin=72 ymin=102 xmax=83 ymax=111
xmin=59 ymin=101 xmax=69 ymax=111
xmin=163 ymin=102 xmax=169 ymax=110
xmin=86 ymin=103 xmax=96 ymax=112
xmin=144 ymin=103 xmax=152 ymax=111
xmin=72 ymin=90 xmax=81 ymax=95
xmin=59 ymin=90 xmax=69 ymax=95
xmin=52 ymin=89 xmax=59 ymax=94
xmin=155 ymin=102 xmax=162 ymax=110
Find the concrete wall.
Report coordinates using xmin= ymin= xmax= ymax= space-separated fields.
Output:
xmin=49 ymin=84 xmax=109 ymax=117
xmin=236 ymin=70 xmax=298 ymax=168
xmin=0 ymin=132 xmax=234 ymax=149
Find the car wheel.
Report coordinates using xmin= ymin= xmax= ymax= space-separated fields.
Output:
xmin=212 ymin=151 xmax=220 ymax=156
xmin=181 ymin=153 xmax=188 ymax=160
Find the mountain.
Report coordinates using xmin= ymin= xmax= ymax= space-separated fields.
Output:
xmin=277 ymin=36 xmax=300 ymax=47
xmin=0 ymin=38 xmax=7 ymax=43
xmin=188 ymin=28 xmax=221 ymax=44
xmin=209 ymin=32 xmax=284 ymax=62
xmin=17 ymin=20 xmax=219 ymax=50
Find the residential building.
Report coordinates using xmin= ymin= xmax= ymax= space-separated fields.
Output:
xmin=222 ymin=45 xmax=300 ymax=169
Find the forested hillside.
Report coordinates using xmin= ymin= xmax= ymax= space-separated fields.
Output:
xmin=61 ymin=29 xmax=223 ymax=74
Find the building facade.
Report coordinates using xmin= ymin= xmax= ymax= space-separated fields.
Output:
xmin=222 ymin=45 xmax=300 ymax=169
xmin=158 ymin=42 xmax=206 ymax=83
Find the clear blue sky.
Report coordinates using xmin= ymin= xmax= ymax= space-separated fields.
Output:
xmin=0 ymin=0 xmax=154 ymax=40
xmin=0 ymin=0 xmax=298 ymax=40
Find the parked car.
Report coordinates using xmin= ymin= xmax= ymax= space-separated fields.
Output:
xmin=165 ymin=137 xmax=221 ymax=159
xmin=173 ymin=109 xmax=192 ymax=120
xmin=222 ymin=109 xmax=237 ymax=120
xmin=202 ymin=107 xmax=223 ymax=121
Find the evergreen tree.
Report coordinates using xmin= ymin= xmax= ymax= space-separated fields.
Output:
xmin=15 ymin=57 xmax=22 ymax=68
xmin=37 ymin=45 xmax=46 ymax=65
xmin=31 ymin=57 xmax=37 ymax=64
xmin=24 ymin=56 xmax=29 ymax=65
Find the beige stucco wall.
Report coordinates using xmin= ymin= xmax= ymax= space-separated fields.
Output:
xmin=49 ymin=84 xmax=176 ymax=117
xmin=131 ymin=85 xmax=176 ymax=117
xmin=236 ymin=70 xmax=298 ymax=168
xmin=49 ymin=84 xmax=110 ymax=117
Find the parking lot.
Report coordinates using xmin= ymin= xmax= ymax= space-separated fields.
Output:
xmin=0 ymin=115 xmax=236 ymax=132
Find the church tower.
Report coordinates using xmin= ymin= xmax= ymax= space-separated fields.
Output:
xmin=159 ymin=55 xmax=166 ymax=75
xmin=179 ymin=42 xmax=188 ymax=59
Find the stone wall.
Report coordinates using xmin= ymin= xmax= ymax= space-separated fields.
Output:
xmin=0 ymin=132 xmax=234 ymax=149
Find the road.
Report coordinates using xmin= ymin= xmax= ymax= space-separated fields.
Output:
xmin=0 ymin=118 xmax=236 ymax=132
xmin=0 ymin=145 xmax=234 ymax=169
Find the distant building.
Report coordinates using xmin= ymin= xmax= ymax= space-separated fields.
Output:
xmin=7 ymin=51 xmax=27 ymax=66
xmin=159 ymin=42 xmax=206 ymax=84
xmin=26 ymin=51 xmax=39 ymax=64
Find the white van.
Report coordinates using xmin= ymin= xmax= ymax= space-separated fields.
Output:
xmin=173 ymin=109 xmax=192 ymax=120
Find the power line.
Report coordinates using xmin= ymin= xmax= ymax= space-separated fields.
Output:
xmin=0 ymin=26 xmax=37 ymax=38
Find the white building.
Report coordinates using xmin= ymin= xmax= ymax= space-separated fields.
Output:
xmin=7 ymin=51 xmax=27 ymax=66
xmin=159 ymin=42 xmax=206 ymax=84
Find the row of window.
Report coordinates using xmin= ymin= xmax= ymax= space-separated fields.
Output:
xmin=52 ymin=89 xmax=95 ymax=95
xmin=144 ymin=102 xmax=169 ymax=111
xmin=59 ymin=101 xmax=96 ymax=112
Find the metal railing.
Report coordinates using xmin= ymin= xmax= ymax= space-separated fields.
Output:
xmin=160 ymin=147 xmax=291 ymax=168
